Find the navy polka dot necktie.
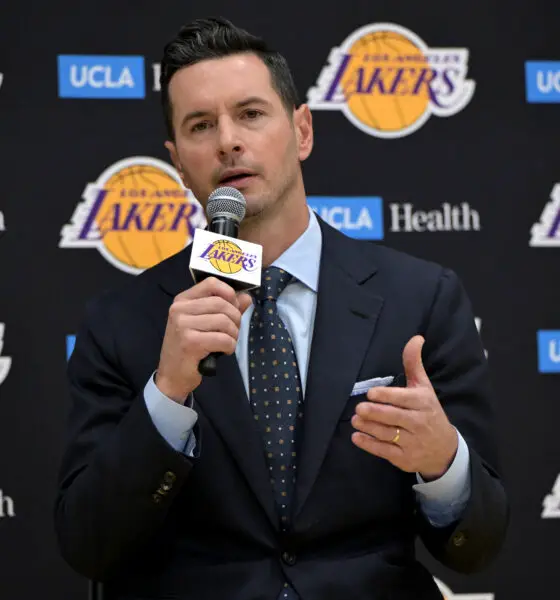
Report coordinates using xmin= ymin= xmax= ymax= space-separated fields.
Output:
xmin=249 ymin=266 xmax=303 ymax=599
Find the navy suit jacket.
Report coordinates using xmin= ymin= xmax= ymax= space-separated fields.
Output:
xmin=55 ymin=217 xmax=508 ymax=600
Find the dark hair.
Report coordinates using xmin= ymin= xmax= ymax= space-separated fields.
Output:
xmin=160 ymin=17 xmax=300 ymax=140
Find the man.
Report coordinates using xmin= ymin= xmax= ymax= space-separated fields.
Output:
xmin=54 ymin=16 xmax=508 ymax=600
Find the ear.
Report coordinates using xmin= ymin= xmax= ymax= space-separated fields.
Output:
xmin=293 ymin=104 xmax=313 ymax=162
xmin=165 ymin=140 xmax=189 ymax=187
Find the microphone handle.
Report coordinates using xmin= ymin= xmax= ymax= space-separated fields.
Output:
xmin=198 ymin=352 xmax=223 ymax=376
xmin=209 ymin=216 xmax=239 ymax=237
xmin=197 ymin=215 xmax=240 ymax=377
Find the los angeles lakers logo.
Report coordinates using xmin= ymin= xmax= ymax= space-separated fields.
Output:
xmin=60 ymin=157 xmax=206 ymax=274
xmin=199 ymin=239 xmax=258 ymax=274
xmin=307 ymin=23 xmax=475 ymax=139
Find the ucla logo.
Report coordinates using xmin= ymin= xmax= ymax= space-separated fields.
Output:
xmin=60 ymin=157 xmax=206 ymax=274
xmin=66 ymin=335 xmax=76 ymax=360
xmin=307 ymin=23 xmax=475 ymax=138
xmin=58 ymin=55 xmax=146 ymax=99
xmin=525 ymin=61 xmax=560 ymax=103
xmin=199 ymin=240 xmax=258 ymax=274
xmin=308 ymin=197 xmax=384 ymax=239
xmin=537 ymin=330 xmax=560 ymax=373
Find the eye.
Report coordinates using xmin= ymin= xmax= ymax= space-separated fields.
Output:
xmin=243 ymin=109 xmax=263 ymax=120
xmin=191 ymin=121 xmax=211 ymax=133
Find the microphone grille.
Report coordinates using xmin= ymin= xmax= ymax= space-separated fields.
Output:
xmin=207 ymin=187 xmax=246 ymax=223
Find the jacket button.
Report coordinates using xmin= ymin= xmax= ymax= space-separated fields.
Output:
xmin=282 ymin=552 xmax=296 ymax=566
xmin=163 ymin=471 xmax=176 ymax=485
xmin=452 ymin=531 xmax=467 ymax=547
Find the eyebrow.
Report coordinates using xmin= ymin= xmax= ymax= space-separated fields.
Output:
xmin=180 ymin=96 xmax=272 ymax=130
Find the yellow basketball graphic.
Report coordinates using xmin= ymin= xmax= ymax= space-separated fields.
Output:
xmin=97 ymin=165 xmax=191 ymax=270
xmin=208 ymin=240 xmax=243 ymax=274
xmin=340 ymin=31 xmax=430 ymax=134
xmin=306 ymin=23 xmax=476 ymax=139
xmin=60 ymin=157 xmax=207 ymax=274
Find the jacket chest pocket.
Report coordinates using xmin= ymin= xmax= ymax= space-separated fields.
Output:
xmin=338 ymin=372 xmax=406 ymax=421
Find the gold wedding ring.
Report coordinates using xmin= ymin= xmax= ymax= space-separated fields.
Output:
xmin=391 ymin=428 xmax=400 ymax=444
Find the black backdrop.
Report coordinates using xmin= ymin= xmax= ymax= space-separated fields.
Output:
xmin=1 ymin=1 xmax=559 ymax=598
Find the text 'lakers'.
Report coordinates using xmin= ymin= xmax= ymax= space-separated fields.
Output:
xmin=199 ymin=240 xmax=258 ymax=274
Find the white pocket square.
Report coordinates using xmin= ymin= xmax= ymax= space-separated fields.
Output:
xmin=351 ymin=376 xmax=394 ymax=396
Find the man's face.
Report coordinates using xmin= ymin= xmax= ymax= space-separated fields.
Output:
xmin=165 ymin=53 xmax=312 ymax=219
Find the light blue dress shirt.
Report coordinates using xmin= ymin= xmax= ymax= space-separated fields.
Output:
xmin=144 ymin=208 xmax=471 ymax=527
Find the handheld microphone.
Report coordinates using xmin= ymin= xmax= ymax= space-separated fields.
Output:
xmin=189 ymin=187 xmax=262 ymax=376
xmin=206 ymin=186 xmax=246 ymax=239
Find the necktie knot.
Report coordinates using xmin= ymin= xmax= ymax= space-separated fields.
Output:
xmin=252 ymin=266 xmax=292 ymax=304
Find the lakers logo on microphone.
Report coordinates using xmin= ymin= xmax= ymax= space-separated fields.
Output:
xmin=190 ymin=230 xmax=262 ymax=290
xmin=60 ymin=156 xmax=206 ymax=274
xmin=307 ymin=23 xmax=475 ymax=139
xmin=199 ymin=239 xmax=258 ymax=274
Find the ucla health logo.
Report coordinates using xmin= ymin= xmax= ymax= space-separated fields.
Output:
xmin=307 ymin=23 xmax=475 ymax=139
xmin=58 ymin=55 xmax=146 ymax=99
xmin=308 ymin=197 xmax=383 ymax=239
xmin=530 ymin=183 xmax=560 ymax=246
xmin=537 ymin=331 xmax=560 ymax=373
xmin=0 ymin=489 xmax=15 ymax=519
xmin=525 ymin=61 xmax=560 ymax=103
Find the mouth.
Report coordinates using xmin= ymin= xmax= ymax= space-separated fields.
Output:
xmin=219 ymin=170 xmax=257 ymax=186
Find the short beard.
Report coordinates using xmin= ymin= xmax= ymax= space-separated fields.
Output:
xmin=245 ymin=166 xmax=298 ymax=224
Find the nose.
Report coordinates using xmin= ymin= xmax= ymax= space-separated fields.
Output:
xmin=217 ymin=117 xmax=243 ymax=159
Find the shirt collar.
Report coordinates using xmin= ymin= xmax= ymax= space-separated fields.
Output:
xmin=271 ymin=207 xmax=322 ymax=293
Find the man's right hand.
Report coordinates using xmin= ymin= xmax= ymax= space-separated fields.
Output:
xmin=155 ymin=277 xmax=253 ymax=404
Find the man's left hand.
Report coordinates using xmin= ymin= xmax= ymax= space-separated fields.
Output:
xmin=351 ymin=335 xmax=458 ymax=481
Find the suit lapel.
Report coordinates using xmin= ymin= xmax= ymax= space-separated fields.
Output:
xmin=293 ymin=220 xmax=384 ymax=519
xmin=158 ymin=245 xmax=278 ymax=528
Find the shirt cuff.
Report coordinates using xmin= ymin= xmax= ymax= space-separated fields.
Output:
xmin=412 ymin=428 xmax=471 ymax=526
xmin=144 ymin=372 xmax=198 ymax=454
